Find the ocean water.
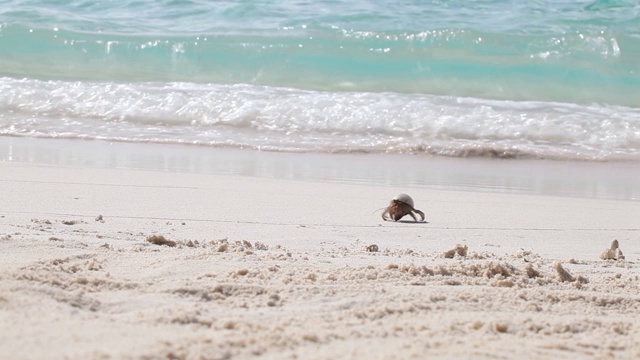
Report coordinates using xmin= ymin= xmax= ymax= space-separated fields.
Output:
xmin=1 ymin=0 xmax=640 ymax=161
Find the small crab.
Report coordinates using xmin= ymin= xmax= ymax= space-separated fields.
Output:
xmin=382 ymin=193 xmax=425 ymax=222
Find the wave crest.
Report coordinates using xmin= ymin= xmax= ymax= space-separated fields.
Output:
xmin=1 ymin=78 xmax=639 ymax=161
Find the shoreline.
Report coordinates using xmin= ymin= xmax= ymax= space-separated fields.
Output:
xmin=2 ymin=136 xmax=639 ymax=201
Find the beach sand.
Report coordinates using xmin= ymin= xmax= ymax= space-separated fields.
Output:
xmin=1 ymin=159 xmax=639 ymax=359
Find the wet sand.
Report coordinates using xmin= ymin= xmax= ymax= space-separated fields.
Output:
xmin=2 ymin=136 xmax=640 ymax=201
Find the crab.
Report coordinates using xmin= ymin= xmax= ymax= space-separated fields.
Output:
xmin=381 ymin=193 xmax=425 ymax=222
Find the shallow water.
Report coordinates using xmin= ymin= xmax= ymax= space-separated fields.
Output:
xmin=1 ymin=1 xmax=639 ymax=161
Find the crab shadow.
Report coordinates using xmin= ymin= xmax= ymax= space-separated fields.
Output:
xmin=388 ymin=220 xmax=430 ymax=224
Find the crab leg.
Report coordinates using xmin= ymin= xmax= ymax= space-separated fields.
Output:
xmin=381 ymin=208 xmax=391 ymax=221
xmin=412 ymin=209 xmax=425 ymax=222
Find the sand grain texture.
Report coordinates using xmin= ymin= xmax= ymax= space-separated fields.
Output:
xmin=1 ymin=162 xmax=639 ymax=359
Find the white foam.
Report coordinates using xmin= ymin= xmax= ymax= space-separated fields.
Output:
xmin=1 ymin=77 xmax=639 ymax=160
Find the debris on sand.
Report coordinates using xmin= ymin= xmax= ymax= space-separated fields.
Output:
xmin=600 ymin=239 xmax=625 ymax=261
xmin=523 ymin=263 xmax=541 ymax=278
xmin=554 ymin=262 xmax=588 ymax=284
xmin=444 ymin=244 xmax=468 ymax=258
xmin=554 ymin=262 xmax=574 ymax=282
xmin=146 ymin=235 xmax=176 ymax=247
xmin=254 ymin=242 xmax=268 ymax=251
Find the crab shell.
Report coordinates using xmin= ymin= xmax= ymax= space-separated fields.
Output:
xmin=393 ymin=193 xmax=414 ymax=208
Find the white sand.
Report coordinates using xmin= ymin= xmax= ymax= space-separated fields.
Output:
xmin=1 ymin=161 xmax=639 ymax=359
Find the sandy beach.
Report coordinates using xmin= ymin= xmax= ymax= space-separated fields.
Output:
xmin=2 ymin=0 xmax=640 ymax=357
xmin=1 ymin=156 xmax=639 ymax=360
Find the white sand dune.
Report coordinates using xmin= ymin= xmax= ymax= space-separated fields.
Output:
xmin=1 ymin=162 xmax=639 ymax=359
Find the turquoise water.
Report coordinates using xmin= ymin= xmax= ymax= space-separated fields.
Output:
xmin=1 ymin=0 xmax=639 ymax=160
